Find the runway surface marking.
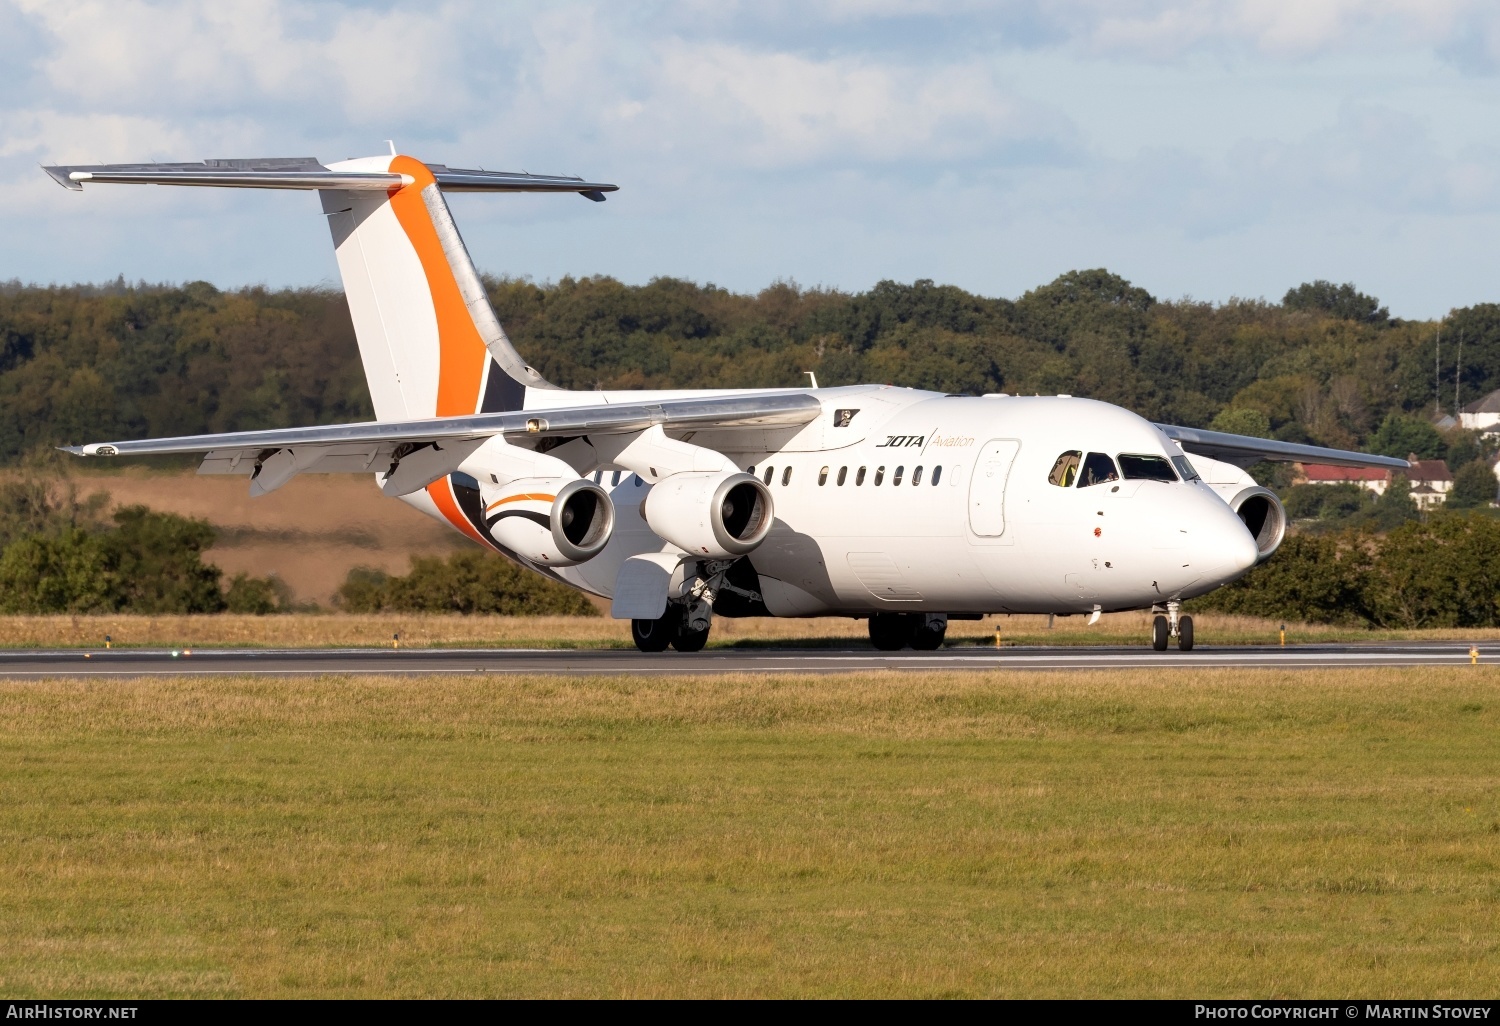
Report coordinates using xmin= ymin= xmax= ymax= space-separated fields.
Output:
xmin=0 ymin=642 xmax=1494 ymax=676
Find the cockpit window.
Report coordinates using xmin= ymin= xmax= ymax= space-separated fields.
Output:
xmin=1078 ymin=452 xmax=1120 ymax=487
xmin=1118 ymin=454 xmax=1177 ymax=482
xmin=1172 ymin=455 xmax=1201 ymax=481
xmin=1048 ymin=451 xmax=1082 ymax=487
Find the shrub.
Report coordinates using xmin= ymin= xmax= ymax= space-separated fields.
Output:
xmin=0 ymin=530 xmax=116 ymax=613
xmin=1197 ymin=510 xmax=1500 ymax=628
xmin=337 ymin=552 xmax=598 ymax=615
xmin=224 ymin=573 xmax=282 ymax=614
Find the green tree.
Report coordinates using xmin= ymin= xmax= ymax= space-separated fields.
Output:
xmin=1369 ymin=413 xmax=1445 ymax=460
xmin=1283 ymin=280 xmax=1389 ymax=323
xmin=102 ymin=506 xmax=225 ymax=613
xmin=1210 ymin=407 xmax=1271 ymax=437
xmin=1362 ymin=475 xmax=1420 ymax=531
xmin=1448 ymin=461 xmax=1497 ymax=509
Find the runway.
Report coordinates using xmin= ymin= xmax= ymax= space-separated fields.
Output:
xmin=0 ymin=641 xmax=1495 ymax=676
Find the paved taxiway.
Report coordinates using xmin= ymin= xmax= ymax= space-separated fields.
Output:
xmin=0 ymin=642 xmax=1495 ymax=676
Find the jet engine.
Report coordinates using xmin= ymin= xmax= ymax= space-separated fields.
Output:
xmin=485 ymin=476 xmax=614 ymax=566
xmin=1227 ymin=485 xmax=1286 ymax=563
xmin=641 ymin=471 xmax=774 ymax=558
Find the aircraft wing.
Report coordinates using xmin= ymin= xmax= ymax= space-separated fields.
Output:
xmin=1157 ymin=424 xmax=1410 ymax=471
xmin=63 ymin=392 xmax=821 ymax=463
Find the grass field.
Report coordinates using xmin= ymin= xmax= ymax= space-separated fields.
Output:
xmin=1 ymin=668 xmax=1497 ymax=997
xmin=4 ymin=611 xmax=1499 ymax=651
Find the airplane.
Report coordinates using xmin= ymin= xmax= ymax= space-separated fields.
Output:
xmin=44 ymin=151 xmax=1408 ymax=654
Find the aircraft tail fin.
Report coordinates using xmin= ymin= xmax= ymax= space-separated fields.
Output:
xmin=44 ymin=154 xmax=617 ymax=420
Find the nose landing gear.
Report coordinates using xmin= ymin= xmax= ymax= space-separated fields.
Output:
xmin=869 ymin=613 xmax=947 ymax=651
xmin=1151 ymin=601 xmax=1194 ymax=652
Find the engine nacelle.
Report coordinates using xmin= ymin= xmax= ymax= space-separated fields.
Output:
xmin=641 ymin=471 xmax=774 ymax=559
xmin=485 ymin=476 xmax=614 ymax=566
xmin=1227 ymin=485 xmax=1286 ymax=563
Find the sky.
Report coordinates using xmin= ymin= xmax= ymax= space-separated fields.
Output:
xmin=5 ymin=0 xmax=1500 ymax=318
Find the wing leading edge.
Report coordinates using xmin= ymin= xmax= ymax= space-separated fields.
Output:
xmin=1158 ymin=423 xmax=1410 ymax=471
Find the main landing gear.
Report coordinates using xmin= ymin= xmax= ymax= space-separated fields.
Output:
xmin=632 ymin=604 xmax=711 ymax=653
xmin=869 ymin=613 xmax=947 ymax=651
xmin=1151 ymin=600 xmax=1193 ymax=652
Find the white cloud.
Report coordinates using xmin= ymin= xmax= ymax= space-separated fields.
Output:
xmin=649 ymin=42 xmax=1070 ymax=167
xmin=4 ymin=0 xmax=1500 ymax=317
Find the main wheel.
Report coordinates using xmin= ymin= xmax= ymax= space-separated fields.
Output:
xmin=672 ymin=623 xmax=710 ymax=652
xmin=869 ymin=613 xmax=916 ymax=651
xmin=1178 ymin=615 xmax=1194 ymax=652
xmin=1151 ymin=615 xmax=1169 ymax=652
xmin=910 ymin=620 xmax=947 ymax=651
xmin=632 ymin=612 xmax=675 ymax=652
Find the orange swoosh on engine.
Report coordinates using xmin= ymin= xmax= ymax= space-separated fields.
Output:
xmin=485 ymin=493 xmax=556 ymax=512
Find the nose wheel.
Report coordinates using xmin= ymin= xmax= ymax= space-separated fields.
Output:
xmin=1151 ymin=602 xmax=1194 ymax=652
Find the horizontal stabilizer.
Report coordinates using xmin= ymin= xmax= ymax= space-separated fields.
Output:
xmin=1158 ymin=423 xmax=1410 ymax=471
xmin=42 ymin=158 xmax=618 ymax=199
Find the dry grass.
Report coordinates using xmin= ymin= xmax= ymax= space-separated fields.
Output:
xmin=0 ymin=610 xmax=1492 ymax=650
xmin=1 ymin=668 xmax=1498 ymax=997
xmin=42 ymin=467 xmax=467 ymax=607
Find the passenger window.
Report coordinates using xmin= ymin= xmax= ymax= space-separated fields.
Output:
xmin=912 ymin=466 xmax=923 ymax=486
xmin=856 ymin=467 xmax=867 ymax=486
xmin=1078 ymin=452 xmax=1120 ymax=487
xmin=747 ymin=465 xmax=755 ymax=476
xmin=1048 ymin=451 xmax=1082 ymax=487
xmin=1118 ymin=454 xmax=1177 ymax=482
xmin=837 ymin=466 xmax=848 ymax=486
xmin=611 ymin=470 xmax=621 ymax=486
xmin=893 ymin=466 xmax=904 ymax=486
xmin=782 ymin=467 xmax=792 ymax=486
xmin=763 ymin=466 xmax=774 ymax=485
xmin=818 ymin=466 xmax=829 ymax=486
xmin=593 ymin=470 xmax=602 ymax=483
xmin=931 ymin=466 xmax=942 ymax=486
xmin=874 ymin=466 xmax=885 ymax=486
xmin=1172 ymin=455 xmax=1201 ymax=481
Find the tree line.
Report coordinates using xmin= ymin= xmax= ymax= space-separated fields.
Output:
xmin=1 ymin=271 xmax=1495 ymax=461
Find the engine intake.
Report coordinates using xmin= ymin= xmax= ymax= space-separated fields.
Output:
xmin=1228 ymin=485 xmax=1286 ymax=563
xmin=485 ymin=476 xmax=614 ymax=566
xmin=642 ymin=471 xmax=773 ymax=558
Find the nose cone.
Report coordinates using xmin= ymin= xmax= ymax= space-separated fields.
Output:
xmin=1202 ymin=502 xmax=1259 ymax=582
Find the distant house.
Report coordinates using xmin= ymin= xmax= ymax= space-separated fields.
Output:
xmin=1298 ymin=464 xmax=1390 ymax=495
xmin=1407 ymin=470 xmax=1456 ymax=508
xmin=1459 ymin=389 xmax=1500 ymax=433
xmin=1296 ymin=456 xmax=1452 ymax=509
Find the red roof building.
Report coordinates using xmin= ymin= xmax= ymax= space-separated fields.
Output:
xmin=1295 ymin=456 xmax=1453 ymax=507
xmin=1298 ymin=464 xmax=1391 ymax=494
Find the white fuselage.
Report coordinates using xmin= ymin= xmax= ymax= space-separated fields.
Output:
xmin=403 ymin=384 xmax=1261 ymax=617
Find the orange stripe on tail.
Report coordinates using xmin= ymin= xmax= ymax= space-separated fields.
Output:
xmin=388 ymin=155 xmax=488 ymax=418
